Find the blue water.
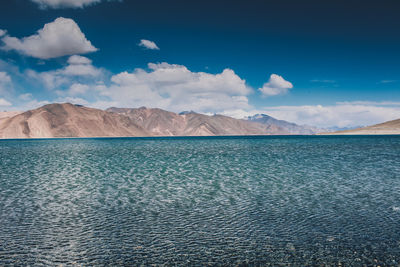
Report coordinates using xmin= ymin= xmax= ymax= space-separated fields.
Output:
xmin=0 ymin=136 xmax=400 ymax=266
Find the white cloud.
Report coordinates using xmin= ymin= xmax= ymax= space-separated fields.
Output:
xmin=0 ymin=29 xmax=6 ymax=38
xmin=63 ymin=62 xmax=101 ymax=77
xmin=0 ymin=98 xmax=12 ymax=107
xmin=1 ymin=17 xmax=97 ymax=59
xmin=138 ymin=39 xmax=160 ymax=50
xmin=336 ymin=101 xmax=400 ymax=106
xmin=18 ymin=93 xmax=33 ymax=101
xmin=259 ymin=74 xmax=293 ymax=96
xmin=27 ymin=55 xmax=103 ymax=89
xmin=104 ymin=62 xmax=252 ymax=113
xmin=0 ymin=71 xmax=12 ymax=95
xmin=0 ymin=72 xmax=11 ymax=83
xmin=67 ymin=83 xmax=90 ymax=96
xmin=30 ymin=0 xmax=102 ymax=9
xmin=258 ymin=104 xmax=400 ymax=128
xmin=67 ymin=55 xmax=92 ymax=65
xmin=57 ymin=96 xmax=89 ymax=105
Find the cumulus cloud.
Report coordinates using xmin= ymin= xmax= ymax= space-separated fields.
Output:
xmin=259 ymin=74 xmax=293 ymax=96
xmin=0 ymin=30 xmax=6 ymax=38
xmin=30 ymin=0 xmax=103 ymax=9
xmin=138 ymin=39 xmax=160 ymax=50
xmin=220 ymin=102 xmax=400 ymax=128
xmin=0 ymin=71 xmax=12 ymax=95
xmin=57 ymin=96 xmax=89 ymax=105
xmin=1 ymin=17 xmax=97 ymax=59
xmin=63 ymin=62 xmax=101 ymax=77
xmin=104 ymin=62 xmax=252 ymax=113
xmin=67 ymin=83 xmax=90 ymax=96
xmin=0 ymin=72 xmax=11 ymax=84
xmin=27 ymin=55 xmax=103 ymax=89
xmin=67 ymin=55 xmax=92 ymax=65
xmin=0 ymin=98 xmax=12 ymax=107
xmin=336 ymin=101 xmax=400 ymax=106
xmin=257 ymin=103 xmax=400 ymax=128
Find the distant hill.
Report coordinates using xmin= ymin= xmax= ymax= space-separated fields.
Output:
xmin=0 ymin=103 xmax=149 ymax=138
xmin=246 ymin=114 xmax=324 ymax=134
xmin=319 ymin=118 xmax=400 ymax=135
xmin=106 ymin=107 xmax=287 ymax=136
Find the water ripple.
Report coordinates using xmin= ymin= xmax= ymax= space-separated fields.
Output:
xmin=0 ymin=136 xmax=400 ymax=265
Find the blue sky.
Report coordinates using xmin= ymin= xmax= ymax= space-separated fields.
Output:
xmin=0 ymin=0 xmax=399 ymax=127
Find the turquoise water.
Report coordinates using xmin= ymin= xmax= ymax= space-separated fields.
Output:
xmin=0 ymin=136 xmax=400 ymax=265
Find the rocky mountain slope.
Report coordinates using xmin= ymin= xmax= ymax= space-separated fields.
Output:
xmin=0 ymin=103 xmax=149 ymax=138
xmin=106 ymin=107 xmax=287 ymax=136
xmin=246 ymin=114 xmax=323 ymax=134
xmin=0 ymin=111 xmax=22 ymax=124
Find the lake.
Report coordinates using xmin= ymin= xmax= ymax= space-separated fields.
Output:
xmin=0 ymin=136 xmax=399 ymax=265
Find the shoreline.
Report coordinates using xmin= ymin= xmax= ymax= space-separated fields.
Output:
xmin=0 ymin=134 xmax=399 ymax=141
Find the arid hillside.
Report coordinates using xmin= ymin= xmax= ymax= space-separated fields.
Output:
xmin=0 ymin=103 xmax=149 ymax=138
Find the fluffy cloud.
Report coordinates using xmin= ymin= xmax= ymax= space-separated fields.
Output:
xmin=0 ymin=98 xmax=12 ymax=107
xmin=67 ymin=83 xmax=90 ymax=96
xmin=67 ymin=55 xmax=92 ymax=65
xmin=220 ymin=102 xmax=400 ymax=128
xmin=259 ymin=74 xmax=293 ymax=96
xmin=63 ymin=61 xmax=101 ymax=77
xmin=104 ymin=62 xmax=252 ymax=113
xmin=336 ymin=101 xmax=400 ymax=106
xmin=0 ymin=71 xmax=12 ymax=95
xmin=1 ymin=17 xmax=97 ymax=59
xmin=138 ymin=39 xmax=160 ymax=50
xmin=57 ymin=96 xmax=89 ymax=105
xmin=0 ymin=30 xmax=6 ymax=38
xmin=27 ymin=55 xmax=103 ymax=89
xmin=0 ymin=72 xmax=11 ymax=84
xmin=30 ymin=0 xmax=102 ymax=9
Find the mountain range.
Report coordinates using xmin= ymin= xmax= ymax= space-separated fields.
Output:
xmin=246 ymin=114 xmax=322 ymax=135
xmin=0 ymin=103 xmax=324 ymax=139
xmin=0 ymin=103 xmax=398 ymax=139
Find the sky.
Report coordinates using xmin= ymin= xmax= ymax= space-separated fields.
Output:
xmin=0 ymin=0 xmax=400 ymax=127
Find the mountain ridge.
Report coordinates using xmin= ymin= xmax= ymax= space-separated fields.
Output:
xmin=106 ymin=107 xmax=288 ymax=136
xmin=246 ymin=113 xmax=324 ymax=134
xmin=2 ymin=103 xmax=394 ymax=139
xmin=0 ymin=103 xmax=149 ymax=139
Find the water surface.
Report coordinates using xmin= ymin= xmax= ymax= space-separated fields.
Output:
xmin=1 ymin=136 xmax=400 ymax=265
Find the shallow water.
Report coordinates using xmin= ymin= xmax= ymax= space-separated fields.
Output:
xmin=0 ymin=136 xmax=400 ymax=266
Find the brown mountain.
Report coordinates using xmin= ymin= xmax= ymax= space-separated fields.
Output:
xmin=106 ymin=107 xmax=287 ymax=136
xmin=0 ymin=103 xmax=294 ymax=139
xmin=320 ymin=118 xmax=400 ymax=135
xmin=0 ymin=111 xmax=22 ymax=124
xmin=0 ymin=103 xmax=149 ymax=138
